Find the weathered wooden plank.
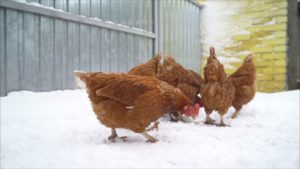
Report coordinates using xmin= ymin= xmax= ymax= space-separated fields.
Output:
xmin=110 ymin=30 xmax=118 ymax=72
xmin=6 ymin=9 xmax=19 ymax=92
xmin=91 ymin=26 xmax=101 ymax=71
xmin=79 ymin=24 xmax=91 ymax=71
xmin=54 ymin=0 xmax=67 ymax=11
xmin=101 ymin=0 xmax=111 ymax=21
xmin=118 ymin=32 xmax=127 ymax=72
xmin=0 ymin=8 xmax=6 ymax=95
xmin=80 ymin=0 xmax=90 ymax=17
xmin=67 ymin=22 xmax=80 ymax=88
xmin=40 ymin=0 xmax=54 ymax=7
xmin=54 ymin=19 xmax=64 ymax=89
xmin=40 ymin=16 xmax=54 ymax=90
xmin=61 ymin=21 xmax=68 ymax=89
xmin=127 ymin=34 xmax=134 ymax=71
xmin=68 ymin=0 xmax=79 ymax=15
xmin=17 ymin=12 xmax=24 ymax=89
xmin=23 ymin=13 xmax=40 ymax=91
xmin=100 ymin=28 xmax=110 ymax=72
xmin=91 ymin=0 xmax=101 ymax=19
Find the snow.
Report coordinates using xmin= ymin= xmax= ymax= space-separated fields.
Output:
xmin=1 ymin=90 xmax=299 ymax=168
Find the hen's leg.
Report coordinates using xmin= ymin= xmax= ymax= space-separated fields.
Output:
xmin=142 ymin=131 xmax=158 ymax=143
xmin=146 ymin=121 xmax=160 ymax=131
xmin=204 ymin=108 xmax=215 ymax=125
xmin=232 ymin=106 xmax=242 ymax=119
xmin=108 ymin=128 xmax=127 ymax=142
xmin=108 ymin=128 xmax=118 ymax=141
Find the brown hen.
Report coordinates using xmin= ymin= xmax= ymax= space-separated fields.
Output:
xmin=74 ymin=72 xmax=200 ymax=143
xmin=200 ymin=47 xmax=235 ymax=126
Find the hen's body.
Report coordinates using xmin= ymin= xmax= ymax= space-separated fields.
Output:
xmin=75 ymin=72 xmax=194 ymax=142
xmin=229 ymin=55 xmax=256 ymax=118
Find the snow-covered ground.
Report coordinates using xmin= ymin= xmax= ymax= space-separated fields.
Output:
xmin=1 ymin=90 xmax=299 ymax=168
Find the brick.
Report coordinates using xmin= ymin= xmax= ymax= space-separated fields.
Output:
xmin=263 ymin=24 xmax=286 ymax=31
xmin=275 ymin=16 xmax=287 ymax=23
xmin=274 ymin=81 xmax=286 ymax=88
xmin=274 ymin=67 xmax=286 ymax=73
xmin=274 ymin=31 xmax=287 ymax=38
xmin=274 ymin=59 xmax=286 ymax=66
xmin=274 ymin=74 xmax=286 ymax=81
xmin=273 ymin=45 xmax=287 ymax=52
xmin=233 ymin=34 xmax=251 ymax=41
xmin=252 ymin=47 xmax=273 ymax=53
xmin=258 ymin=81 xmax=274 ymax=89
xmin=257 ymin=74 xmax=273 ymax=80
xmin=273 ymin=1 xmax=288 ymax=9
xmin=262 ymin=68 xmax=274 ymax=74
xmin=263 ymin=9 xmax=287 ymax=17
xmin=255 ymin=61 xmax=273 ymax=67
xmin=262 ymin=53 xmax=285 ymax=60
xmin=262 ymin=38 xmax=286 ymax=46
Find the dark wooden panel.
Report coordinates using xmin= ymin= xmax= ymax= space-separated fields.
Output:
xmin=23 ymin=13 xmax=40 ymax=91
xmin=0 ymin=8 xmax=6 ymax=95
xmin=91 ymin=27 xmax=101 ymax=72
xmin=79 ymin=24 xmax=91 ymax=71
xmin=40 ymin=16 xmax=54 ymax=90
xmin=6 ymin=9 xmax=19 ymax=92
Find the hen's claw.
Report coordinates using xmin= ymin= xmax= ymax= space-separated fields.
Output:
xmin=204 ymin=116 xmax=215 ymax=125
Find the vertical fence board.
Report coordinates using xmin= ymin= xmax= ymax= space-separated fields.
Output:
xmin=67 ymin=22 xmax=80 ymax=88
xmin=54 ymin=19 xmax=64 ymax=89
xmin=79 ymin=24 xmax=91 ymax=71
xmin=0 ymin=8 xmax=6 ymax=95
xmin=40 ymin=16 xmax=54 ymax=90
xmin=6 ymin=10 xmax=19 ymax=92
xmin=54 ymin=0 xmax=67 ymax=11
xmin=80 ymin=0 xmax=90 ymax=17
xmin=101 ymin=29 xmax=110 ymax=72
xmin=23 ymin=13 xmax=40 ymax=91
xmin=68 ymin=0 xmax=79 ymax=15
xmin=17 ymin=12 xmax=24 ymax=88
xmin=91 ymin=27 xmax=101 ymax=71
xmin=91 ymin=0 xmax=101 ymax=19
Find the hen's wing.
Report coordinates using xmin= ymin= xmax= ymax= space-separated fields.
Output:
xmin=229 ymin=54 xmax=256 ymax=86
xmin=95 ymin=75 xmax=157 ymax=106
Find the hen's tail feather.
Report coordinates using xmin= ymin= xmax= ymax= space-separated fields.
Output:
xmin=209 ymin=47 xmax=216 ymax=59
xmin=244 ymin=54 xmax=253 ymax=63
xmin=74 ymin=70 xmax=87 ymax=89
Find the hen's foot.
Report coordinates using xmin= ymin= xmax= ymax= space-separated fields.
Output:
xmin=217 ymin=121 xmax=230 ymax=127
xmin=108 ymin=135 xmax=127 ymax=142
xmin=108 ymin=128 xmax=127 ymax=142
xmin=142 ymin=131 xmax=158 ymax=143
xmin=108 ymin=134 xmax=117 ymax=141
xmin=204 ymin=117 xmax=215 ymax=125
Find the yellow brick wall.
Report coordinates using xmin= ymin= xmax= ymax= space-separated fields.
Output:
xmin=199 ymin=0 xmax=288 ymax=93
